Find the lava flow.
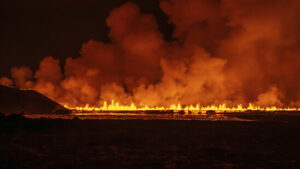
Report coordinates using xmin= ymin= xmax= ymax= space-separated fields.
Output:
xmin=65 ymin=101 xmax=300 ymax=113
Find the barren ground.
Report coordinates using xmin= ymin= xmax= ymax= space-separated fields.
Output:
xmin=0 ymin=112 xmax=300 ymax=169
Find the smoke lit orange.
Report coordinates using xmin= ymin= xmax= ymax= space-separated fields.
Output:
xmin=1 ymin=1 xmax=300 ymax=110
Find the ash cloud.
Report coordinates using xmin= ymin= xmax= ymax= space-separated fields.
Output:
xmin=2 ymin=0 xmax=300 ymax=107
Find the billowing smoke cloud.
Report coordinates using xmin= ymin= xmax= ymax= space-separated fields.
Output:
xmin=33 ymin=56 xmax=63 ymax=101
xmin=2 ymin=0 xmax=300 ymax=107
xmin=254 ymin=86 xmax=283 ymax=107
xmin=10 ymin=66 xmax=33 ymax=89
xmin=0 ymin=77 xmax=13 ymax=87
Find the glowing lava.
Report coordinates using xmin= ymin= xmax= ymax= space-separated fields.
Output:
xmin=64 ymin=100 xmax=300 ymax=112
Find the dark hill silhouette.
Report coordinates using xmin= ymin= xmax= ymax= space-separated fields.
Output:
xmin=0 ymin=85 xmax=70 ymax=115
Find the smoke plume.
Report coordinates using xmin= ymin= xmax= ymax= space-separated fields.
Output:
xmin=2 ymin=0 xmax=300 ymax=107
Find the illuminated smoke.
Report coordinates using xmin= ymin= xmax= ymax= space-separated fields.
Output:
xmin=10 ymin=66 xmax=33 ymax=89
xmin=0 ymin=77 xmax=13 ymax=87
xmin=1 ymin=0 xmax=300 ymax=107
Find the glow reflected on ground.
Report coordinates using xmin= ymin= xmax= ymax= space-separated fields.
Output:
xmin=25 ymin=111 xmax=250 ymax=121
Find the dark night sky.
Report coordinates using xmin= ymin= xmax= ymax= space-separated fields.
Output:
xmin=0 ymin=0 xmax=173 ymax=77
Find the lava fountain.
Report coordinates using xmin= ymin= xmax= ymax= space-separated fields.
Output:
xmin=65 ymin=100 xmax=300 ymax=113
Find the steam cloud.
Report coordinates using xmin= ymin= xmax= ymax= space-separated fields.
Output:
xmin=2 ymin=0 xmax=300 ymax=107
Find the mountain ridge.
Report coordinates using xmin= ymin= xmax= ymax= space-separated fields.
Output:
xmin=0 ymin=85 xmax=70 ymax=115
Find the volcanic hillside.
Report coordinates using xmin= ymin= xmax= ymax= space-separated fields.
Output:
xmin=0 ymin=85 xmax=70 ymax=115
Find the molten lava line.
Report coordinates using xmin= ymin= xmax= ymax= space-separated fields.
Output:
xmin=64 ymin=100 xmax=300 ymax=112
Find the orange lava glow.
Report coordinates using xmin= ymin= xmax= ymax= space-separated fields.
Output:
xmin=2 ymin=1 xmax=300 ymax=111
xmin=64 ymin=100 xmax=300 ymax=112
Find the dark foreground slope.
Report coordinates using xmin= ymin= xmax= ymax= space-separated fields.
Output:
xmin=0 ymin=115 xmax=300 ymax=169
xmin=0 ymin=85 xmax=69 ymax=115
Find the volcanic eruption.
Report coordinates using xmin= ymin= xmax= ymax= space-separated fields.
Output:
xmin=1 ymin=0 xmax=300 ymax=112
